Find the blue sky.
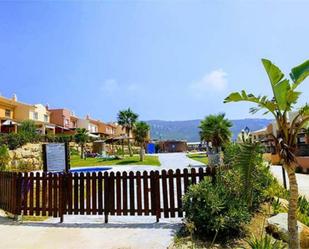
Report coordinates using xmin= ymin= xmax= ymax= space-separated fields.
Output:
xmin=0 ymin=0 xmax=308 ymax=122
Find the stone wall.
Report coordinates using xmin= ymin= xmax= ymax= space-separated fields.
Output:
xmin=8 ymin=143 xmax=43 ymax=171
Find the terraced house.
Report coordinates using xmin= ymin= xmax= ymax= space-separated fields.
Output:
xmin=49 ymin=108 xmax=78 ymax=134
xmin=0 ymin=94 xmax=18 ymax=133
xmin=251 ymin=115 xmax=309 ymax=171
xmin=0 ymin=94 xmax=55 ymax=134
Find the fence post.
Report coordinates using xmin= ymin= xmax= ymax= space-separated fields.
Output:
xmin=15 ymin=173 xmax=23 ymax=220
xmin=59 ymin=173 xmax=66 ymax=223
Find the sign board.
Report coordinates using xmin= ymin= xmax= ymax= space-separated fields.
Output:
xmin=43 ymin=143 xmax=70 ymax=172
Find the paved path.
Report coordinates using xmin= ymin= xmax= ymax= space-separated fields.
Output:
xmin=270 ymin=165 xmax=309 ymax=199
xmin=0 ymin=215 xmax=180 ymax=249
xmin=106 ymin=152 xmax=206 ymax=173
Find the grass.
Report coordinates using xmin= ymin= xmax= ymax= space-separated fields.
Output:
xmin=187 ymin=153 xmax=208 ymax=165
xmin=70 ymin=154 xmax=161 ymax=167
xmin=22 ymin=215 xmax=48 ymax=222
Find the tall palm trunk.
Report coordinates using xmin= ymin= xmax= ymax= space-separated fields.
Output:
xmin=128 ymin=138 xmax=133 ymax=157
xmin=286 ymin=165 xmax=300 ymax=249
xmin=139 ymin=144 xmax=145 ymax=162
xmin=127 ymin=128 xmax=133 ymax=157
xmin=81 ymin=144 xmax=85 ymax=159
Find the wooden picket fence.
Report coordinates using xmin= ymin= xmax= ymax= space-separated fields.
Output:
xmin=0 ymin=168 xmax=215 ymax=222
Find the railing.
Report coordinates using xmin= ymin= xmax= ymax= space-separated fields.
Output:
xmin=296 ymin=144 xmax=309 ymax=157
xmin=0 ymin=168 xmax=215 ymax=222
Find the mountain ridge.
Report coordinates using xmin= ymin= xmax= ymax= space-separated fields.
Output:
xmin=146 ymin=118 xmax=272 ymax=142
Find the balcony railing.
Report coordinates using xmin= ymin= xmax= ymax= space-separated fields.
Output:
xmin=296 ymin=144 xmax=309 ymax=157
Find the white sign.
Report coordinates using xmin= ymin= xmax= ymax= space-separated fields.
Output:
xmin=45 ymin=143 xmax=66 ymax=172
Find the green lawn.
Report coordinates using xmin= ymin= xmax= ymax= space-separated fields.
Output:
xmin=187 ymin=153 xmax=208 ymax=164
xmin=70 ymin=154 xmax=161 ymax=167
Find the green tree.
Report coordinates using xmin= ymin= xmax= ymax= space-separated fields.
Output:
xmin=18 ymin=120 xmax=37 ymax=140
xmin=74 ymin=128 xmax=89 ymax=159
xmin=117 ymin=108 xmax=139 ymax=157
xmin=235 ymin=142 xmax=263 ymax=209
xmin=133 ymin=121 xmax=150 ymax=161
xmin=224 ymin=58 xmax=309 ymax=249
xmin=0 ymin=145 xmax=10 ymax=171
xmin=199 ymin=113 xmax=232 ymax=166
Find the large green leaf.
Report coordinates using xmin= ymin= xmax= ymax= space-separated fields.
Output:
xmin=262 ymin=59 xmax=290 ymax=111
xmin=290 ymin=59 xmax=309 ymax=88
xmin=224 ymin=90 xmax=277 ymax=114
xmin=262 ymin=59 xmax=284 ymax=86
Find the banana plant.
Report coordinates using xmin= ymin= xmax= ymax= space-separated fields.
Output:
xmin=224 ymin=58 xmax=309 ymax=249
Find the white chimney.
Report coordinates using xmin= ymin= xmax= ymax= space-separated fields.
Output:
xmin=12 ymin=94 xmax=17 ymax=101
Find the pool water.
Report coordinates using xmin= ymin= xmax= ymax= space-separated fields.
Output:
xmin=69 ymin=167 xmax=112 ymax=173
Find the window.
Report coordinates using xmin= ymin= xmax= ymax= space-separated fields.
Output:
xmin=5 ymin=109 xmax=11 ymax=118
xmin=44 ymin=114 xmax=48 ymax=123
xmin=33 ymin=112 xmax=38 ymax=120
xmin=64 ymin=119 xmax=69 ymax=127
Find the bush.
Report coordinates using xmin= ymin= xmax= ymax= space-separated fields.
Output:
xmin=247 ymin=234 xmax=287 ymax=249
xmin=0 ymin=145 xmax=10 ymax=171
xmin=223 ymin=142 xmax=240 ymax=167
xmin=183 ymin=176 xmax=251 ymax=239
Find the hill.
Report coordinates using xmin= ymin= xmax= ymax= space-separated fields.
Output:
xmin=146 ymin=119 xmax=272 ymax=142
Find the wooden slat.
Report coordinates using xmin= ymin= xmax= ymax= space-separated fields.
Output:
xmin=109 ymin=172 xmax=115 ymax=215
xmin=53 ymin=174 xmax=58 ymax=217
xmin=48 ymin=173 xmax=53 ymax=216
xmin=86 ymin=173 xmax=91 ymax=215
xmin=122 ymin=172 xmax=128 ymax=215
xmin=150 ymin=171 xmax=155 ymax=215
xmin=161 ymin=170 xmax=169 ymax=218
xmin=29 ymin=172 xmax=34 ymax=216
xmin=198 ymin=167 xmax=204 ymax=182
xmin=183 ymin=168 xmax=189 ymax=193
xmin=136 ymin=171 xmax=142 ymax=215
xmin=116 ymin=172 xmax=121 ymax=215
xmin=42 ymin=173 xmax=47 ymax=216
xmin=176 ymin=169 xmax=183 ymax=217
xmin=67 ymin=173 xmax=73 ymax=215
xmin=143 ymin=171 xmax=149 ymax=215
xmin=73 ymin=173 xmax=79 ymax=215
xmin=191 ymin=168 xmax=197 ymax=185
xmin=104 ymin=172 xmax=109 ymax=223
xmin=154 ymin=171 xmax=161 ymax=221
xmin=91 ymin=173 xmax=97 ymax=215
xmin=23 ymin=172 xmax=28 ymax=215
xmin=98 ymin=172 xmax=103 ymax=215
xmin=35 ymin=172 xmax=40 ymax=216
xmin=129 ymin=171 xmax=134 ymax=215
xmin=168 ymin=170 xmax=175 ymax=218
xmin=79 ymin=173 xmax=85 ymax=215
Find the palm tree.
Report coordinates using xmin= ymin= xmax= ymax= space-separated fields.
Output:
xmin=74 ymin=128 xmax=89 ymax=159
xmin=133 ymin=121 xmax=150 ymax=161
xmin=224 ymin=58 xmax=309 ymax=249
xmin=199 ymin=113 xmax=232 ymax=166
xmin=117 ymin=108 xmax=139 ymax=157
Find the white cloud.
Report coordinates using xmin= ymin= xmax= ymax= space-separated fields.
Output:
xmin=190 ymin=69 xmax=228 ymax=93
xmin=101 ymin=79 xmax=120 ymax=94
xmin=100 ymin=79 xmax=141 ymax=96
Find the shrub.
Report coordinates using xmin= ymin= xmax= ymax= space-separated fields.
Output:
xmin=223 ymin=142 xmax=240 ymax=167
xmin=6 ymin=133 xmax=28 ymax=150
xmin=247 ymin=235 xmax=287 ymax=249
xmin=183 ymin=176 xmax=251 ymax=239
xmin=0 ymin=145 xmax=10 ymax=171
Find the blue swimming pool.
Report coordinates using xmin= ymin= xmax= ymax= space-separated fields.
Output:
xmin=69 ymin=167 xmax=112 ymax=173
